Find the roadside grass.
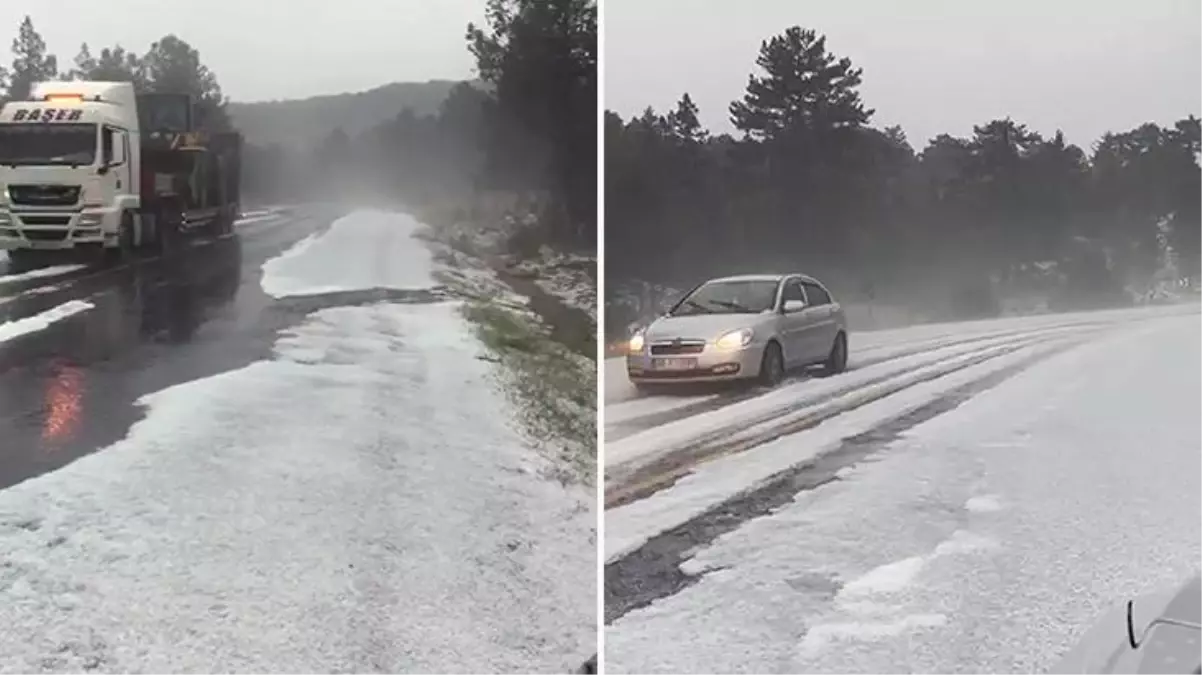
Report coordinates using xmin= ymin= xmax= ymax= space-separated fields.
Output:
xmin=425 ymin=235 xmax=597 ymax=487
xmin=462 ymin=299 xmax=596 ymax=486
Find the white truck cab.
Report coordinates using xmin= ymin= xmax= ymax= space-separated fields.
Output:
xmin=0 ymin=81 xmax=142 ymax=255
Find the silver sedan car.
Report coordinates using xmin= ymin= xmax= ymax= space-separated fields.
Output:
xmin=626 ymin=273 xmax=848 ymax=389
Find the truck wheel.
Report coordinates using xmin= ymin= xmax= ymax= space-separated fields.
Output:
xmin=139 ymin=214 xmax=158 ymax=249
xmin=120 ymin=212 xmax=136 ymax=256
xmin=7 ymin=249 xmax=42 ymax=273
xmin=159 ymin=212 xmax=183 ymax=256
xmin=104 ymin=212 xmax=136 ymax=265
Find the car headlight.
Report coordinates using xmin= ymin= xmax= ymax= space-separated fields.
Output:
xmin=715 ymin=328 xmax=753 ymax=350
xmin=628 ymin=333 xmax=645 ymax=354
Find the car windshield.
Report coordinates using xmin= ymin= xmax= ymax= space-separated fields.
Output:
xmin=0 ymin=123 xmax=97 ymax=166
xmin=671 ymin=279 xmax=779 ymax=315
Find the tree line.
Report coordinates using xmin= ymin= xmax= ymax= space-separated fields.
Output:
xmin=291 ymin=0 xmax=598 ymax=252
xmin=0 ymin=16 xmax=231 ymax=129
xmin=606 ymin=26 xmax=1199 ymax=335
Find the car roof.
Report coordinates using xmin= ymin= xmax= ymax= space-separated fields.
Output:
xmin=707 ymin=273 xmax=822 ymax=284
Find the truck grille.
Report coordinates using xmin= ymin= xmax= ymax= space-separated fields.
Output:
xmin=650 ymin=342 xmax=706 ymax=355
xmin=18 ymin=215 xmax=71 ymax=226
xmin=23 ymin=230 xmax=69 ymax=241
xmin=8 ymin=184 xmax=81 ymax=207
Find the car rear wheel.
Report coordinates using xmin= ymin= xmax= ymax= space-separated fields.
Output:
xmin=822 ymin=332 xmax=848 ymax=375
xmin=758 ymin=341 xmax=784 ymax=387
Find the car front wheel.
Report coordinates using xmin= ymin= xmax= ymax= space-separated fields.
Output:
xmin=758 ymin=341 xmax=784 ymax=387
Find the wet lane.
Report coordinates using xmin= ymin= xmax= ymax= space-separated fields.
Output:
xmin=0 ymin=206 xmax=341 ymax=490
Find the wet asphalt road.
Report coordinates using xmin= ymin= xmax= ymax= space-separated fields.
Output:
xmin=0 ymin=206 xmax=342 ymax=491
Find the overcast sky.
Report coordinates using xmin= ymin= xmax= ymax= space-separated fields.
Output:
xmin=604 ymin=0 xmax=1201 ymax=149
xmin=0 ymin=0 xmax=486 ymax=102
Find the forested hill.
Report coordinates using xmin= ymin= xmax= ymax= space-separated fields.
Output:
xmin=227 ymin=79 xmax=466 ymax=147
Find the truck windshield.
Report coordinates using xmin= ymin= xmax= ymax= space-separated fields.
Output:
xmin=0 ymin=124 xmax=98 ymax=166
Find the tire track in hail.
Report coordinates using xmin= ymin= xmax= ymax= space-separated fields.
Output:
xmin=604 ymin=335 xmax=1085 ymax=624
xmin=609 ymin=304 xmax=1200 ymax=437
xmin=605 ymin=327 xmax=1108 ymax=508
xmin=605 ymin=323 xmax=1110 ymax=495
xmin=606 ymin=319 xmax=1120 ymax=438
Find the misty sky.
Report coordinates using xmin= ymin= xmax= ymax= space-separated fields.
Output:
xmin=0 ymin=0 xmax=486 ymax=102
xmin=605 ymin=0 xmax=1202 ymax=149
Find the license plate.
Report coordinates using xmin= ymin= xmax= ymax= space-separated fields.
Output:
xmin=652 ymin=357 xmax=696 ymax=371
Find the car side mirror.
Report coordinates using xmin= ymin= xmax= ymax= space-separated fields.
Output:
xmin=97 ymin=164 xmax=110 ymax=176
xmin=782 ymin=299 xmax=806 ymax=313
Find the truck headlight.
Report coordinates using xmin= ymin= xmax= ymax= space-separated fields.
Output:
xmin=80 ymin=188 xmax=102 ymax=208
xmin=715 ymin=328 xmax=753 ymax=351
xmin=78 ymin=212 xmax=104 ymax=226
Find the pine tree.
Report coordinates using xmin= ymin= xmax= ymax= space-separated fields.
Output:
xmin=666 ymin=93 xmax=707 ymax=144
xmin=729 ymin=26 xmax=872 ymax=142
xmin=141 ymin=35 xmax=229 ymax=130
xmin=69 ymin=43 xmax=146 ymax=86
xmin=7 ymin=16 xmax=57 ymax=101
